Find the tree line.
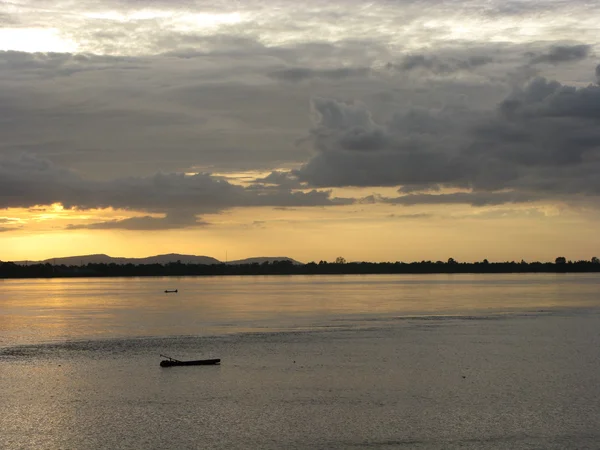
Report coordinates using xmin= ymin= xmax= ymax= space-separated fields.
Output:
xmin=1 ymin=257 xmax=599 ymax=278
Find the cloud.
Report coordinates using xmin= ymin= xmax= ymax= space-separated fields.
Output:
xmin=381 ymin=192 xmax=540 ymax=207
xmin=498 ymin=77 xmax=600 ymax=120
xmin=295 ymin=97 xmax=471 ymax=188
xmin=253 ymin=171 xmax=305 ymax=189
xmin=529 ymin=44 xmax=591 ymax=64
xmin=395 ymin=54 xmax=494 ymax=74
xmin=268 ymin=66 xmax=369 ymax=82
xmin=0 ymin=217 xmax=21 ymax=232
xmin=0 ymin=153 xmax=353 ymax=229
xmin=387 ymin=213 xmax=433 ymax=219
xmin=294 ymin=70 xmax=600 ymax=205
xmin=2 ymin=0 xmax=600 ymax=221
xmin=66 ymin=212 xmax=205 ymax=231
xmin=6 ymin=0 xmax=599 ymax=57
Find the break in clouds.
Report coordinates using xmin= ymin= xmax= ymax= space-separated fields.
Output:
xmin=1 ymin=0 xmax=600 ymax=229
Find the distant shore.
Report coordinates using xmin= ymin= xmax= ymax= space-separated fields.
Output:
xmin=1 ymin=259 xmax=599 ymax=279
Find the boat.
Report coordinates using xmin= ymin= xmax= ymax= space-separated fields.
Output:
xmin=159 ymin=354 xmax=221 ymax=367
xmin=164 ymin=289 xmax=178 ymax=293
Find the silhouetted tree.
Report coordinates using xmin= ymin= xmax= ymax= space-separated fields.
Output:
xmin=335 ymin=256 xmax=347 ymax=264
xmin=592 ymin=256 xmax=600 ymax=264
xmin=555 ymin=256 xmax=567 ymax=264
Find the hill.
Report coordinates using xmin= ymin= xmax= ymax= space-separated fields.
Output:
xmin=14 ymin=253 xmax=220 ymax=266
xmin=12 ymin=253 xmax=301 ymax=266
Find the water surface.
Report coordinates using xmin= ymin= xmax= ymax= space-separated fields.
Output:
xmin=1 ymin=274 xmax=600 ymax=449
xmin=2 ymin=273 xmax=598 ymax=345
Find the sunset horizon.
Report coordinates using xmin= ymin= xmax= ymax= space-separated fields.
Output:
xmin=3 ymin=3 xmax=600 ymax=444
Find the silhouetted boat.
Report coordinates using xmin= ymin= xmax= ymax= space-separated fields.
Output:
xmin=159 ymin=354 xmax=220 ymax=367
xmin=164 ymin=289 xmax=178 ymax=293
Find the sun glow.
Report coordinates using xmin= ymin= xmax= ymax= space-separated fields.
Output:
xmin=0 ymin=28 xmax=78 ymax=53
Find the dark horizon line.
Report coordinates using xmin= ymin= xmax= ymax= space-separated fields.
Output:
xmin=4 ymin=254 xmax=599 ymax=266
xmin=1 ymin=257 xmax=599 ymax=279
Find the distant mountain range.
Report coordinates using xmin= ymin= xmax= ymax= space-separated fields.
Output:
xmin=12 ymin=253 xmax=303 ymax=266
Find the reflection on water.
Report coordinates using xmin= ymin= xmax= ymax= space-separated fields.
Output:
xmin=2 ymin=274 xmax=600 ymax=449
xmin=1 ymin=273 xmax=599 ymax=346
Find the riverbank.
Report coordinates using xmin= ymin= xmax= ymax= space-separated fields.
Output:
xmin=2 ymin=259 xmax=600 ymax=279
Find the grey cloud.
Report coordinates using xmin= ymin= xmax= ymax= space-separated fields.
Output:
xmin=268 ymin=66 xmax=369 ymax=83
xmin=0 ymin=51 xmax=145 ymax=79
xmin=0 ymin=39 xmax=591 ymax=184
xmin=310 ymin=97 xmax=378 ymax=130
xmin=490 ymin=1 xmax=556 ymax=16
xmin=296 ymin=97 xmax=470 ymax=187
xmin=66 ymin=212 xmax=205 ymax=231
xmin=2 ymin=2 xmax=600 ymax=214
xmin=160 ymin=35 xmax=271 ymax=58
xmin=596 ymin=64 xmax=600 ymax=84
xmin=295 ymin=70 xmax=600 ymax=205
xmin=382 ymin=192 xmax=539 ymax=207
xmin=529 ymin=45 xmax=591 ymax=64
xmin=488 ymin=78 xmax=600 ymax=169
xmin=0 ymin=154 xmax=353 ymax=228
xmin=394 ymin=54 xmax=493 ymax=74
xmin=253 ymin=171 xmax=305 ymax=189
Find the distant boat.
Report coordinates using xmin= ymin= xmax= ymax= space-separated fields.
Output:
xmin=159 ymin=354 xmax=220 ymax=367
xmin=164 ymin=289 xmax=178 ymax=293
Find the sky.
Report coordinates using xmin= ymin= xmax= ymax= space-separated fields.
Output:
xmin=1 ymin=0 xmax=600 ymax=263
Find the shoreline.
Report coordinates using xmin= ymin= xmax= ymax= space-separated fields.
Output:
xmin=2 ymin=265 xmax=600 ymax=280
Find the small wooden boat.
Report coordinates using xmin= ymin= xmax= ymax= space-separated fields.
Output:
xmin=159 ymin=354 xmax=220 ymax=367
xmin=164 ymin=289 xmax=178 ymax=293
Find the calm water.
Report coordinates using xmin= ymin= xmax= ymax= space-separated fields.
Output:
xmin=2 ymin=274 xmax=600 ymax=449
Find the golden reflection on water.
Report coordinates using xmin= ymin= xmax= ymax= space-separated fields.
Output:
xmin=1 ymin=274 xmax=599 ymax=346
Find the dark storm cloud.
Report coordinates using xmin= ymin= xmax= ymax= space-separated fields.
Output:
xmin=498 ymin=77 xmax=600 ymax=120
xmin=0 ymin=154 xmax=353 ymax=229
xmin=294 ymin=70 xmax=600 ymax=204
xmin=296 ymin=97 xmax=472 ymax=188
xmin=529 ymin=45 xmax=591 ymax=64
